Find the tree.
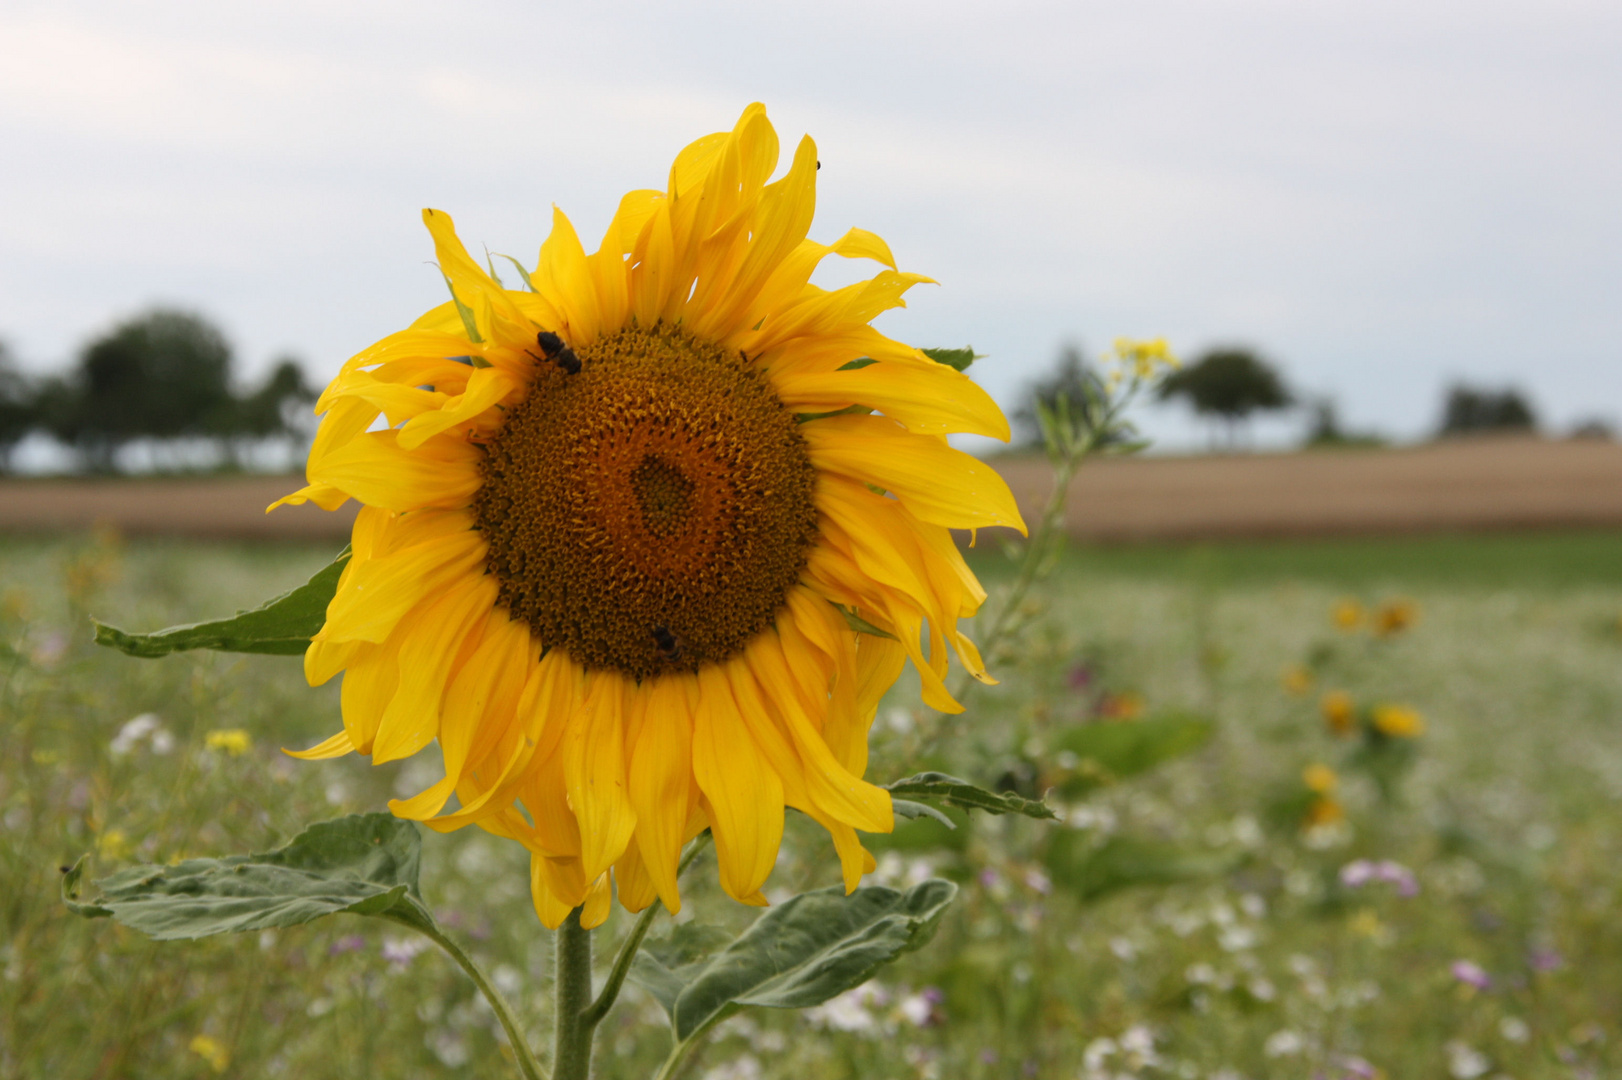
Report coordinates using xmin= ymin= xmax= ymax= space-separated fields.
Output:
xmin=49 ymin=309 xmax=237 ymax=470
xmin=1014 ymin=343 xmax=1108 ymax=448
xmin=1157 ymin=346 xmax=1291 ymax=446
xmin=1302 ymin=397 xmax=1385 ymax=449
xmin=219 ymin=357 xmax=320 ymax=465
xmin=0 ymin=341 xmax=37 ymax=472
xmin=1437 ymin=384 xmax=1536 ymax=436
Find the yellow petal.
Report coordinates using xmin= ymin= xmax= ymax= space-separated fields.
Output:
xmin=371 ymin=575 xmax=496 ymax=765
xmin=425 ymin=649 xmax=583 ymax=834
xmin=580 ymin=872 xmax=613 ymax=929
xmin=534 ymin=206 xmax=604 ymax=345
xmin=627 ymin=673 xmax=699 ymax=914
xmin=421 ymin=208 xmax=535 ymax=346
xmin=282 ymin=729 xmax=354 ymax=760
xmin=530 ymin=854 xmax=576 ymax=929
xmin=321 ymin=524 xmax=483 ymax=645
xmin=775 ymin=362 xmax=1010 ymax=440
xmin=803 ymin=414 xmax=1026 ymax=533
xmin=396 ymin=366 xmax=522 ymax=450
xmin=691 ymin=666 xmax=783 ymax=902
xmin=744 ymin=630 xmax=892 ymax=834
xmin=613 ymin=844 xmax=660 ymax=915
xmin=388 ymin=613 xmax=531 ymax=820
xmin=308 ymin=431 xmax=483 ymax=512
xmin=565 ymin=673 xmax=636 ymax=883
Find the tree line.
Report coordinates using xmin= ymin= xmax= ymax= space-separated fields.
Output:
xmin=0 ymin=309 xmax=316 ymax=472
xmin=1020 ymin=343 xmax=1559 ymax=449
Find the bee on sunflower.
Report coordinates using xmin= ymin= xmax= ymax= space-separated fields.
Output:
xmin=272 ymin=103 xmax=1025 ymax=928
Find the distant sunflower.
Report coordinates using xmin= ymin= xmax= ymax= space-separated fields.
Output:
xmin=274 ymin=104 xmax=1024 ymax=928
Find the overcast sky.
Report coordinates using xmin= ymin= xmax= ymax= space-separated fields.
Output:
xmin=2 ymin=0 xmax=1618 ymax=453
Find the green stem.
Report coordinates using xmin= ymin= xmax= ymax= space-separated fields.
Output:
xmin=553 ymin=909 xmax=595 ymax=1080
xmin=407 ymin=918 xmax=548 ymax=1080
xmin=583 ymin=835 xmax=711 ymax=1029
xmin=649 ymin=1005 xmax=737 ymax=1080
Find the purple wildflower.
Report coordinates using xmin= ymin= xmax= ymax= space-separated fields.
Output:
xmin=1529 ymin=948 xmax=1564 ymax=971
xmin=328 ymin=935 xmax=365 ymax=956
xmin=1451 ymin=960 xmax=1491 ymax=990
xmin=1339 ymin=859 xmax=1419 ymax=897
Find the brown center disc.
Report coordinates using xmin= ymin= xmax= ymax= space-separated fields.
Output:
xmin=474 ymin=324 xmax=821 ymax=679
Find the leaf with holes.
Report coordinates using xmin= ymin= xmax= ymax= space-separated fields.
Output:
xmin=885 ymin=772 xmax=1057 ymax=820
xmin=93 ymin=549 xmax=347 ymax=657
xmin=61 ymin=813 xmax=435 ymax=939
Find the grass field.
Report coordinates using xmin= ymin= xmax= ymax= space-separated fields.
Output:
xmin=5 ymin=529 xmax=1622 ymax=1079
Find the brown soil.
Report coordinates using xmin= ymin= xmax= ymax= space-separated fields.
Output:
xmin=3 ymin=436 xmax=1620 ymax=543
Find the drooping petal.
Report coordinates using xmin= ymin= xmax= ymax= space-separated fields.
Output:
xmin=691 ymin=665 xmax=782 ymax=903
xmin=627 ymin=673 xmax=699 ymax=913
xmin=565 ymin=673 xmax=637 ymax=883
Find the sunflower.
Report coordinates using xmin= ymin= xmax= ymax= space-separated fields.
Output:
xmin=273 ymin=103 xmax=1025 ymax=928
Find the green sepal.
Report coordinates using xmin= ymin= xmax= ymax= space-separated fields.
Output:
xmin=93 ymin=549 xmax=349 ymax=658
xmin=629 ymin=879 xmax=956 ymax=1042
xmin=834 ymin=604 xmax=896 ymax=640
xmin=493 ymin=253 xmax=537 ymax=293
xmin=60 ymin=814 xmax=437 ymax=939
xmin=441 ymin=272 xmax=484 ymax=343
xmin=885 ymin=772 xmax=1058 ymax=821
xmin=921 ymin=346 xmax=979 ymax=372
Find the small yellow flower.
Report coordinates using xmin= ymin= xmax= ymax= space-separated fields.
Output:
xmin=1371 ymin=598 xmax=1417 ymax=638
xmin=1302 ymin=763 xmax=1338 ymax=794
xmin=1370 ymin=704 xmax=1424 ymax=739
xmin=1098 ymin=691 xmax=1145 ymax=721
xmin=1106 ymin=336 xmax=1180 ymax=379
xmin=1304 ymin=795 xmax=1344 ymax=827
xmin=1348 ymin=907 xmax=1391 ymax=944
xmin=1281 ymin=664 xmax=1313 ymax=695
xmin=30 ymin=748 xmax=60 ymax=766
xmin=189 ymin=1034 xmax=230 ymax=1073
xmin=205 ymin=729 xmax=252 ymax=756
xmin=1332 ymin=598 xmax=1364 ymax=631
xmin=96 ymin=829 xmax=131 ymax=860
xmin=1321 ymin=690 xmax=1356 ymax=736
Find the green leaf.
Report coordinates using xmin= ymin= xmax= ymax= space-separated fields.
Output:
xmin=1044 ymin=833 xmax=1239 ymax=903
xmin=631 ymin=879 xmax=955 ymax=1042
xmin=1051 ymin=712 xmax=1213 ymax=797
xmin=921 ymin=346 xmax=979 ymax=372
xmin=837 ymin=357 xmax=879 ymax=371
xmin=884 ymin=772 xmax=1058 ymax=821
xmin=61 ymin=813 xmax=436 ymax=939
xmin=93 ymin=549 xmax=348 ymax=657
xmin=493 ymin=252 xmax=537 ymax=292
xmin=442 ymin=273 xmax=484 ymax=343
xmin=834 ymin=604 xmax=896 ymax=640
xmin=891 ymin=799 xmax=958 ymax=829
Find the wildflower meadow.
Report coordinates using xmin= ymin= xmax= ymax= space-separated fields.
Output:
xmin=6 ymin=524 xmax=1622 ymax=1078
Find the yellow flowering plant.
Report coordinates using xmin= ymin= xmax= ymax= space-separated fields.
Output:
xmin=66 ymin=105 xmax=1146 ymax=1080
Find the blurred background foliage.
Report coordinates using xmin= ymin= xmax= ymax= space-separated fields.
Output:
xmin=0 ymin=310 xmax=315 ymax=473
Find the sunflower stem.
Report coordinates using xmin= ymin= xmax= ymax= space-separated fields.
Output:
xmin=406 ymin=917 xmax=548 ymax=1080
xmin=553 ymin=910 xmax=595 ymax=1080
